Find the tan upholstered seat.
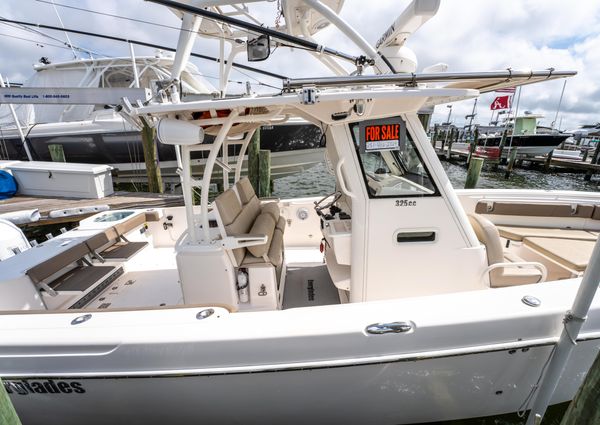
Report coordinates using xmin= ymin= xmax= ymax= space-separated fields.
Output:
xmin=215 ymin=179 xmax=285 ymax=269
xmin=497 ymin=226 xmax=598 ymax=242
xmin=468 ymin=214 xmax=544 ymax=287
xmin=523 ymin=237 xmax=594 ymax=272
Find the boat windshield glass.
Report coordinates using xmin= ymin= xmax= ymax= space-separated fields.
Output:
xmin=350 ymin=118 xmax=439 ymax=198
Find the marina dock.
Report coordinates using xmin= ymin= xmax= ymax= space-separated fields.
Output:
xmin=434 ymin=145 xmax=600 ymax=181
xmin=0 ymin=191 xmax=183 ymax=226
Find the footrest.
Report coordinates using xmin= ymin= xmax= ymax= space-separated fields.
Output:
xmin=101 ymin=242 xmax=148 ymax=260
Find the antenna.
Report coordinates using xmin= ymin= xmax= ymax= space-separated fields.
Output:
xmin=375 ymin=0 xmax=441 ymax=50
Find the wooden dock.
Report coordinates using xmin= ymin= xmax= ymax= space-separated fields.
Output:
xmin=434 ymin=145 xmax=600 ymax=180
xmin=0 ymin=191 xmax=183 ymax=227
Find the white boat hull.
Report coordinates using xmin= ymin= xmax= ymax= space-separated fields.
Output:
xmin=6 ymin=340 xmax=597 ymax=425
xmin=3 ymin=279 xmax=600 ymax=424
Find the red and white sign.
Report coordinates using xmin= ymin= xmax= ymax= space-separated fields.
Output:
xmin=490 ymin=95 xmax=511 ymax=110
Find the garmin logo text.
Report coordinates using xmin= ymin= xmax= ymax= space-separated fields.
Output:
xmin=3 ymin=379 xmax=85 ymax=395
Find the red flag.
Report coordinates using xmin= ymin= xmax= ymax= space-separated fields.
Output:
xmin=490 ymin=95 xmax=511 ymax=110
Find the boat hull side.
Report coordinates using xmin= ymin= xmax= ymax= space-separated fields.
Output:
xmin=5 ymin=338 xmax=598 ymax=425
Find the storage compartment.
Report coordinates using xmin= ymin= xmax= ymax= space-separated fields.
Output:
xmin=8 ymin=161 xmax=113 ymax=199
xmin=322 ymin=218 xmax=351 ymax=265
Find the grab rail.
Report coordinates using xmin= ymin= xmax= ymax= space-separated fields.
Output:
xmin=336 ymin=159 xmax=355 ymax=199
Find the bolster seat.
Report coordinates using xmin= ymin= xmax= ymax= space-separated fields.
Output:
xmin=468 ymin=214 xmax=544 ymax=287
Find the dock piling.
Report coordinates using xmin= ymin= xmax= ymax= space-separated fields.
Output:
xmin=560 ymin=349 xmax=600 ymax=425
xmin=248 ymin=129 xmax=260 ymax=192
xmin=505 ymin=149 xmax=518 ymax=179
xmin=543 ymin=150 xmax=553 ymax=173
xmin=141 ymin=121 xmax=163 ymax=193
xmin=0 ymin=379 xmax=21 ymax=425
xmin=258 ymin=149 xmax=271 ymax=197
xmin=464 ymin=157 xmax=484 ymax=189
xmin=584 ymin=147 xmax=600 ymax=182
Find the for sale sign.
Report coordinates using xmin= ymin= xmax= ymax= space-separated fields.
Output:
xmin=358 ymin=117 xmax=405 ymax=153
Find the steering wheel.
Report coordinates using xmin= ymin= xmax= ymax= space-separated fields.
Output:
xmin=314 ymin=190 xmax=342 ymax=216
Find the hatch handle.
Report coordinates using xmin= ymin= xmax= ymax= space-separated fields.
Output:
xmin=366 ymin=321 xmax=413 ymax=335
xmin=336 ymin=159 xmax=355 ymax=199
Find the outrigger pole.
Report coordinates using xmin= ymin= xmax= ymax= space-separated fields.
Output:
xmin=284 ymin=69 xmax=577 ymax=91
xmin=0 ymin=18 xmax=287 ymax=82
xmin=145 ymin=0 xmax=361 ymax=65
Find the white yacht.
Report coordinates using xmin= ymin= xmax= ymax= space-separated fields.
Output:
xmin=0 ymin=1 xmax=598 ymax=424
xmin=0 ymin=55 xmax=325 ymax=183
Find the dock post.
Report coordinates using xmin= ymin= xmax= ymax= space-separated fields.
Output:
xmin=543 ymin=150 xmax=554 ymax=173
xmin=467 ymin=128 xmax=479 ymax=164
xmin=505 ymin=148 xmax=518 ymax=179
xmin=582 ymin=149 xmax=589 ymax=163
xmin=0 ymin=379 xmax=22 ymax=425
xmin=248 ymin=129 xmax=260 ymax=192
xmin=584 ymin=147 xmax=600 ymax=182
xmin=560 ymin=350 xmax=600 ymax=425
xmin=258 ymin=149 xmax=271 ymax=197
xmin=431 ymin=125 xmax=439 ymax=149
xmin=141 ymin=121 xmax=163 ymax=193
xmin=498 ymin=129 xmax=508 ymax=165
xmin=464 ymin=157 xmax=484 ymax=189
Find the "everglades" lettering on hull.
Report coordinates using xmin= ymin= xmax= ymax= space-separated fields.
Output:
xmin=4 ymin=379 xmax=85 ymax=395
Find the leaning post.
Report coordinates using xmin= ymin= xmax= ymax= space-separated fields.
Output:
xmin=141 ymin=121 xmax=163 ymax=193
xmin=0 ymin=379 xmax=21 ymax=425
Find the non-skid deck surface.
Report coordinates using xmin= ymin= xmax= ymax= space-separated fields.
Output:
xmin=50 ymin=265 xmax=117 ymax=292
xmin=102 ymin=241 xmax=148 ymax=260
xmin=283 ymin=265 xmax=340 ymax=309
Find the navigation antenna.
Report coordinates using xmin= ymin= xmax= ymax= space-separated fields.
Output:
xmin=49 ymin=0 xmax=78 ymax=59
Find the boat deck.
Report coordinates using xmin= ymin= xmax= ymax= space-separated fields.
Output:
xmin=0 ymin=191 xmax=183 ymax=226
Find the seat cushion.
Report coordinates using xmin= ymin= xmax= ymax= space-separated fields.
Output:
xmin=276 ymin=216 xmax=286 ymax=233
xmin=215 ymin=189 xmax=242 ymax=226
xmin=261 ymin=202 xmax=280 ymax=222
xmin=247 ymin=213 xmax=276 ymax=257
xmin=268 ymin=228 xmax=284 ymax=267
xmin=236 ymin=177 xmax=256 ymax=205
xmin=524 ymin=237 xmax=594 ymax=272
xmin=498 ymin=226 xmax=598 ymax=242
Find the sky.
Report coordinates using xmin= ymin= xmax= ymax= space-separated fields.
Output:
xmin=1 ymin=0 xmax=599 ymax=131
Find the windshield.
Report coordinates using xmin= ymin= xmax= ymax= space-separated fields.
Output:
xmin=350 ymin=118 xmax=438 ymax=198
